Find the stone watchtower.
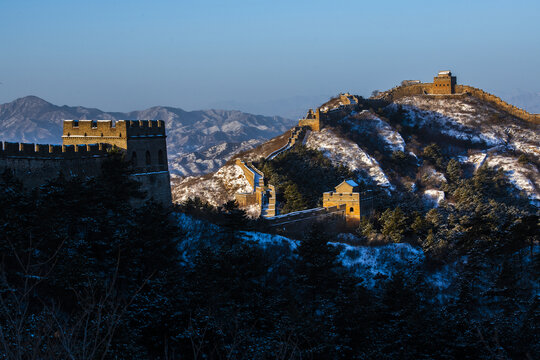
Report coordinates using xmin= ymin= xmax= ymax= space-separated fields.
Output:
xmin=62 ymin=119 xmax=172 ymax=203
xmin=431 ymin=70 xmax=456 ymax=94
xmin=322 ymin=180 xmax=374 ymax=227
xmin=298 ymin=108 xmax=321 ymax=131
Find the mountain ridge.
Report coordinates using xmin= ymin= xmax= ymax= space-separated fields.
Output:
xmin=172 ymin=92 xmax=540 ymax=210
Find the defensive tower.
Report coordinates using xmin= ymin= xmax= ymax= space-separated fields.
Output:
xmin=431 ymin=70 xmax=456 ymax=94
xmin=62 ymin=120 xmax=168 ymax=174
xmin=323 ymin=180 xmax=374 ymax=227
xmin=1 ymin=119 xmax=172 ymax=205
xmin=298 ymin=108 xmax=321 ymax=131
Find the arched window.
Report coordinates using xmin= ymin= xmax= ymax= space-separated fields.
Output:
xmin=158 ymin=149 xmax=165 ymax=165
xmin=349 ymin=207 xmax=354 ymax=213
xmin=131 ymin=151 xmax=137 ymax=166
xmin=146 ymin=150 xmax=151 ymax=165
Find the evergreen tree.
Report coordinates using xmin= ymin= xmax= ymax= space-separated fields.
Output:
xmin=380 ymin=207 xmax=408 ymax=242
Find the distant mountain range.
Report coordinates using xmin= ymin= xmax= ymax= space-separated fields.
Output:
xmin=0 ymin=96 xmax=296 ymax=176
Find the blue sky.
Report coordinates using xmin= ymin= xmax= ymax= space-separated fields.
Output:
xmin=1 ymin=0 xmax=539 ymax=115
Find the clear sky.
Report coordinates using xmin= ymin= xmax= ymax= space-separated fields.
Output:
xmin=1 ymin=0 xmax=539 ymax=114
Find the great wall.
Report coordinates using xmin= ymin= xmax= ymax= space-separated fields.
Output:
xmin=0 ymin=119 xmax=172 ymax=204
xmin=233 ymin=92 xmax=373 ymax=228
xmin=1 ymin=71 xmax=535 ymax=219
xmin=232 ymin=70 xmax=539 ymax=228
xmin=376 ymin=71 xmax=540 ymax=124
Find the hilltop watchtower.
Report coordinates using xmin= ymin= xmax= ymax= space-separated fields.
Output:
xmin=431 ymin=70 xmax=456 ymax=94
xmin=299 ymin=108 xmax=321 ymax=131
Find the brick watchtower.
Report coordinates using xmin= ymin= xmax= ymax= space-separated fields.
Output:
xmin=322 ymin=180 xmax=374 ymax=227
xmin=62 ymin=119 xmax=171 ymax=203
xmin=62 ymin=120 xmax=168 ymax=173
xmin=431 ymin=70 xmax=456 ymax=94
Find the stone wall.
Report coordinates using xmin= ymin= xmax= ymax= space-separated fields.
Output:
xmin=264 ymin=205 xmax=347 ymax=237
xmin=235 ymin=158 xmax=256 ymax=188
xmin=456 ymin=85 xmax=540 ymax=124
xmin=131 ymin=171 xmax=172 ymax=205
xmin=379 ymin=83 xmax=540 ymax=124
xmin=234 ymin=158 xmax=277 ymax=217
xmin=2 ymin=118 xmax=173 ymax=206
xmin=0 ymin=141 xmax=110 ymax=189
xmin=323 ymin=192 xmax=361 ymax=226
xmin=266 ymin=126 xmax=306 ymax=160
xmin=62 ymin=120 xmax=166 ymax=149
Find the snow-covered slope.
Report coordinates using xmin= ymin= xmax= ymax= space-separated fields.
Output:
xmin=346 ymin=110 xmax=406 ymax=152
xmin=461 ymin=151 xmax=540 ymax=205
xmin=172 ymin=164 xmax=252 ymax=207
xmin=172 ymin=93 xmax=539 ymax=210
xmin=391 ymin=95 xmax=539 ymax=203
xmin=394 ymin=96 xmax=539 ymax=155
xmin=175 ymin=213 xmax=476 ymax=299
xmin=305 ymin=128 xmax=394 ymax=189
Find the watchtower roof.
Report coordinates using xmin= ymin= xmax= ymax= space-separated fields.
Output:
xmin=438 ymin=70 xmax=452 ymax=76
xmin=334 ymin=180 xmax=359 ymax=193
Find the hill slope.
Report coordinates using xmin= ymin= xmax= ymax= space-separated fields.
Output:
xmin=173 ymin=93 xmax=540 ymax=209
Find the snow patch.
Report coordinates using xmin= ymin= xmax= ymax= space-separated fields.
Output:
xmin=331 ymin=242 xmax=425 ymax=289
xmin=423 ymin=189 xmax=445 ymax=207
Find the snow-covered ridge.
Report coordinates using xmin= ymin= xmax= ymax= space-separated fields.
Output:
xmin=170 ymin=139 xmax=262 ymax=176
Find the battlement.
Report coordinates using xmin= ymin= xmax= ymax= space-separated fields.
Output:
xmin=299 ymin=108 xmax=322 ymax=131
xmin=1 ymin=117 xmax=171 ymax=205
xmin=0 ymin=141 xmax=111 ymax=158
xmin=62 ymin=120 xmax=166 ymax=149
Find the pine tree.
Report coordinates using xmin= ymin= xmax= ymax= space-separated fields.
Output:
xmin=380 ymin=207 xmax=408 ymax=242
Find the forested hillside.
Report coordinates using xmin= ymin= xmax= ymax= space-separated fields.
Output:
xmin=1 ymin=151 xmax=538 ymax=358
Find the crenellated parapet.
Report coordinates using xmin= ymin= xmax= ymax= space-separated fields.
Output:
xmin=2 ymin=118 xmax=172 ymax=205
xmin=0 ymin=141 xmax=111 ymax=158
xmin=62 ymin=120 xmax=166 ymax=148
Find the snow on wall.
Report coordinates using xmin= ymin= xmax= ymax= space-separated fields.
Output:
xmin=305 ymin=128 xmax=394 ymax=189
